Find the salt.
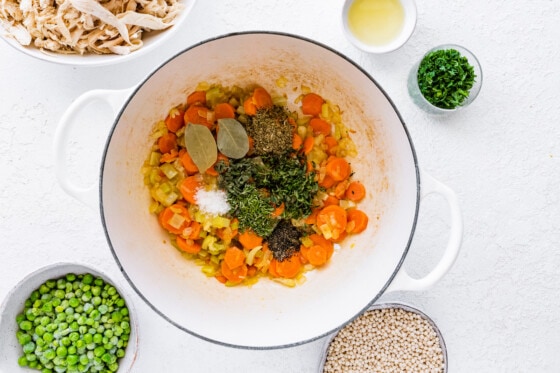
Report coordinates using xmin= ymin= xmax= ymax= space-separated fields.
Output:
xmin=195 ymin=188 xmax=230 ymax=216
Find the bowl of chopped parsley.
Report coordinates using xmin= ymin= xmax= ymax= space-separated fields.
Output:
xmin=408 ymin=44 xmax=482 ymax=114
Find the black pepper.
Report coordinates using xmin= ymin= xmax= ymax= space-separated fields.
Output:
xmin=267 ymin=219 xmax=302 ymax=261
xmin=245 ymin=106 xmax=293 ymax=156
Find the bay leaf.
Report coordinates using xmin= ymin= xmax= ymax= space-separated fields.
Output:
xmin=217 ymin=118 xmax=249 ymax=159
xmin=184 ymin=123 xmax=217 ymax=172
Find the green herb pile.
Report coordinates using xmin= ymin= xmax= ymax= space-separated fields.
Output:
xmin=417 ymin=48 xmax=476 ymax=109
xmin=15 ymin=273 xmax=131 ymax=373
xmin=217 ymin=153 xmax=319 ymax=237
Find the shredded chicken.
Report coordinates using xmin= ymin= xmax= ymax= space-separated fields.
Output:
xmin=0 ymin=0 xmax=184 ymax=55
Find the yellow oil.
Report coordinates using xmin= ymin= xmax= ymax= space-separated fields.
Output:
xmin=347 ymin=0 xmax=405 ymax=46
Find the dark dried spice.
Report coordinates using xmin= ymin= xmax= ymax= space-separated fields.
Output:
xmin=267 ymin=219 xmax=302 ymax=261
xmin=245 ymin=106 xmax=293 ymax=156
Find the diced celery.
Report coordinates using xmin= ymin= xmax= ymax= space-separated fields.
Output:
xmin=202 ymin=235 xmax=216 ymax=250
xmin=160 ymin=163 xmax=178 ymax=179
xmin=211 ymin=216 xmax=230 ymax=228
xmin=149 ymin=169 xmax=162 ymax=185
xmin=201 ymin=265 xmax=217 ymax=277
xmin=149 ymin=152 xmax=161 ymax=166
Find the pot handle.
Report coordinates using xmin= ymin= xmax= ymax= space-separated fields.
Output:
xmin=386 ymin=169 xmax=463 ymax=292
xmin=53 ymin=88 xmax=133 ymax=209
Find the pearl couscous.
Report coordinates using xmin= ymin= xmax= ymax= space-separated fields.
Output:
xmin=322 ymin=305 xmax=446 ymax=373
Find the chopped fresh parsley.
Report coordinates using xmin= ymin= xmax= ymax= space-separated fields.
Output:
xmin=417 ymin=48 xmax=476 ymax=109
xmin=217 ymin=153 xmax=319 ymax=237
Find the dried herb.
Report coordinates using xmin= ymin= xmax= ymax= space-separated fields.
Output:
xmin=184 ymin=123 xmax=217 ymax=172
xmin=245 ymin=106 xmax=293 ymax=156
xmin=417 ymin=48 xmax=476 ymax=109
xmin=216 ymin=118 xmax=249 ymax=159
xmin=267 ymin=219 xmax=302 ymax=261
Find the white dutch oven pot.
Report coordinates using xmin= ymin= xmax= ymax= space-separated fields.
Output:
xmin=54 ymin=32 xmax=462 ymax=349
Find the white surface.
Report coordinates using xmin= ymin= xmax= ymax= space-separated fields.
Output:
xmin=0 ymin=0 xmax=559 ymax=372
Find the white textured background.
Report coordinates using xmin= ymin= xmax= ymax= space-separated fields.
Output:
xmin=1 ymin=0 xmax=560 ymax=372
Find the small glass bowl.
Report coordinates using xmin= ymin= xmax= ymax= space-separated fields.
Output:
xmin=408 ymin=44 xmax=482 ymax=114
xmin=318 ymin=302 xmax=448 ymax=373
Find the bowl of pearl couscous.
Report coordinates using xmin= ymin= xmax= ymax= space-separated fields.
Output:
xmin=319 ymin=302 xmax=447 ymax=373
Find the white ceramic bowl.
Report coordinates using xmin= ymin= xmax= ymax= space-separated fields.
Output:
xmin=0 ymin=0 xmax=196 ymax=67
xmin=0 ymin=263 xmax=138 ymax=372
xmin=318 ymin=302 xmax=448 ymax=372
xmin=342 ymin=0 xmax=417 ymax=53
xmin=54 ymin=32 xmax=462 ymax=349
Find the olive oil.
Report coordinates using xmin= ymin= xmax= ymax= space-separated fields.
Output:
xmin=347 ymin=0 xmax=405 ymax=46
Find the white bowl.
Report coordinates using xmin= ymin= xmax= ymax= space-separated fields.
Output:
xmin=342 ymin=0 xmax=417 ymax=53
xmin=0 ymin=0 xmax=196 ymax=67
xmin=0 ymin=262 xmax=138 ymax=372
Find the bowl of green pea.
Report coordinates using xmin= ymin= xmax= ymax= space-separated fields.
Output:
xmin=0 ymin=262 xmax=138 ymax=373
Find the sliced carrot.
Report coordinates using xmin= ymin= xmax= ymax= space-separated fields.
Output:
xmin=238 ymin=229 xmax=263 ymax=250
xmin=325 ymin=157 xmax=351 ymax=181
xmin=309 ymin=118 xmax=331 ymax=136
xmin=221 ymin=261 xmax=247 ymax=284
xmin=309 ymin=234 xmax=334 ymax=258
xmin=247 ymin=266 xmax=257 ymax=278
xmin=302 ymin=136 xmax=314 ymax=155
xmin=179 ymin=175 xmax=202 ymax=205
xmin=316 ymin=205 xmax=347 ymax=240
xmin=215 ymin=275 xmax=227 ymax=284
xmin=158 ymin=204 xmax=190 ymax=235
xmin=158 ymin=133 xmax=177 ymax=154
xmin=176 ymin=236 xmax=201 ymax=254
xmin=243 ymin=87 xmax=273 ymax=116
xmin=165 ymin=107 xmax=185 ymax=133
xmin=224 ymin=246 xmax=246 ymax=269
xmin=159 ymin=149 xmax=179 ymax=163
xmin=334 ymin=180 xmax=350 ymax=199
xmin=330 ymin=230 xmax=347 ymax=243
xmin=216 ymin=225 xmax=238 ymax=244
xmin=319 ymin=175 xmax=336 ymax=189
xmin=301 ymin=93 xmax=324 ymax=116
xmin=324 ymin=136 xmax=338 ymax=152
xmin=214 ymin=102 xmax=236 ymax=120
xmin=180 ymin=151 xmax=199 ymax=175
xmin=347 ymin=209 xmax=369 ymax=234
xmin=243 ymin=96 xmax=257 ymax=116
xmin=305 ymin=208 xmax=319 ymax=225
xmin=292 ymin=133 xmax=303 ymax=150
xmin=186 ymin=90 xmax=206 ymax=106
xmin=187 ymin=221 xmax=202 ymax=240
xmin=301 ymin=245 xmax=329 ymax=266
xmin=270 ymin=254 xmax=302 ymax=279
xmin=184 ymin=104 xmax=213 ymax=129
xmin=323 ymin=195 xmax=339 ymax=207
xmin=252 ymin=87 xmax=273 ymax=109
xmin=345 ymin=181 xmax=366 ymax=202
xmin=272 ymin=203 xmax=285 ymax=217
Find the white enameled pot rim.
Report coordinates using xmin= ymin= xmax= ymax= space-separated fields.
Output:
xmin=98 ymin=31 xmax=421 ymax=350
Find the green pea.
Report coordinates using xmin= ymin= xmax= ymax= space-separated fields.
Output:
xmin=56 ymin=345 xmax=68 ymax=357
xmin=82 ymin=274 xmax=94 ymax=285
xmin=17 ymin=331 xmax=32 ymax=345
xmin=93 ymin=346 xmax=105 ymax=358
xmin=43 ymin=332 xmax=54 ymax=342
xmin=66 ymin=273 xmax=76 ymax=282
xmin=66 ymin=354 xmax=79 ymax=366
xmin=19 ymin=320 xmax=33 ymax=331
xmin=14 ymin=358 xmax=28 ymax=369
xmin=93 ymin=333 xmax=103 ymax=344
xmin=54 ymin=289 xmax=65 ymax=299
xmin=44 ymin=349 xmax=56 ymax=360
xmin=23 ymin=341 xmax=36 ymax=354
